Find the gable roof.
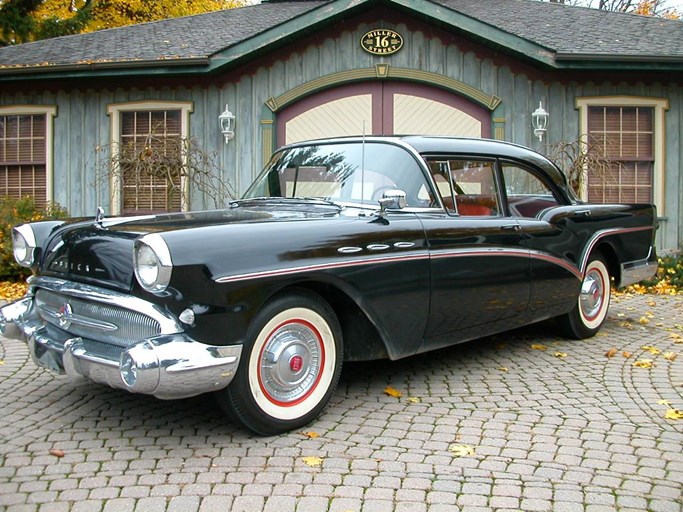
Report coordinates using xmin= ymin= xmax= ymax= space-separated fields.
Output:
xmin=0 ymin=0 xmax=681 ymax=81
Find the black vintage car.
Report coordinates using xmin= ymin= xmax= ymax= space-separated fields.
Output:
xmin=1 ymin=136 xmax=658 ymax=435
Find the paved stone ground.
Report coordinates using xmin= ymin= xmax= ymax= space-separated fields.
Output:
xmin=0 ymin=293 xmax=682 ymax=512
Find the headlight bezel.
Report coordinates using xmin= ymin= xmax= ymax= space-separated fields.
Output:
xmin=12 ymin=224 xmax=37 ymax=267
xmin=134 ymin=234 xmax=173 ymax=294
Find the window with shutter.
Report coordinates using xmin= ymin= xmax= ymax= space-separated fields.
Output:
xmin=119 ymin=110 xmax=183 ymax=214
xmin=577 ymin=97 xmax=666 ymax=213
xmin=0 ymin=114 xmax=48 ymax=208
xmin=587 ymin=106 xmax=654 ymax=204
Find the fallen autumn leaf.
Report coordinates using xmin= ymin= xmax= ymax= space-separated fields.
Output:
xmin=384 ymin=386 xmax=402 ymax=398
xmin=605 ymin=347 xmax=618 ymax=358
xmin=664 ymin=409 xmax=683 ymax=420
xmin=449 ymin=444 xmax=476 ymax=457
xmin=302 ymin=456 xmax=323 ymax=467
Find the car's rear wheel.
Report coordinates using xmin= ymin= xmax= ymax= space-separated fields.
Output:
xmin=558 ymin=253 xmax=611 ymax=339
xmin=217 ymin=290 xmax=343 ymax=435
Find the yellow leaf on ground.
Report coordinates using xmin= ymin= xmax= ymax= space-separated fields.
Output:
xmin=301 ymin=431 xmax=319 ymax=439
xmin=0 ymin=360 xmax=4 ymax=365
xmin=657 ymin=399 xmax=671 ymax=406
xmin=554 ymin=352 xmax=568 ymax=358
xmin=647 ymin=300 xmax=656 ymax=307
xmin=663 ymin=352 xmax=677 ymax=362
xmin=530 ymin=344 xmax=548 ymax=351
xmin=633 ymin=359 xmax=654 ymax=369
xmin=302 ymin=456 xmax=323 ymax=467
xmin=407 ymin=397 xmax=421 ymax=404
xmin=384 ymin=386 xmax=402 ymax=398
xmin=622 ymin=352 xmax=632 ymax=358
xmin=639 ymin=316 xmax=650 ymax=325
xmin=664 ymin=409 xmax=683 ymax=420
xmin=498 ymin=367 xmax=509 ymax=372
xmin=605 ymin=347 xmax=618 ymax=358
xmin=449 ymin=444 xmax=475 ymax=457
xmin=642 ymin=345 xmax=661 ymax=355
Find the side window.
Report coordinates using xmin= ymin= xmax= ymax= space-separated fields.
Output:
xmin=502 ymin=163 xmax=559 ymax=218
xmin=426 ymin=159 xmax=499 ymax=216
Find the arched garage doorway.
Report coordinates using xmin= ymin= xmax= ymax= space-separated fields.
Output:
xmin=277 ymin=81 xmax=492 ymax=145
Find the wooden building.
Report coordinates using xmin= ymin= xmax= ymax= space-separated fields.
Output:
xmin=0 ymin=0 xmax=681 ymax=250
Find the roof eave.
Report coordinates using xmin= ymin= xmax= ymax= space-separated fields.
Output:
xmin=555 ymin=52 xmax=683 ymax=71
xmin=0 ymin=57 xmax=210 ymax=81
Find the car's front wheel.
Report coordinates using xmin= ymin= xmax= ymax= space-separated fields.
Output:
xmin=557 ymin=253 xmax=611 ymax=339
xmin=217 ymin=290 xmax=343 ymax=435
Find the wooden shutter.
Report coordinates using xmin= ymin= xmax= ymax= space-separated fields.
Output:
xmin=120 ymin=110 xmax=182 ymax=214
xmin=0 ymin=114 xmax=48 ymax=208
xmin=587 ymin=106 xmax=654 ymax=204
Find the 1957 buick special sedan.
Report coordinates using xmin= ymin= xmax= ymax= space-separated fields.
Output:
xmin=0 ymin=136 xmax=658 ymax=434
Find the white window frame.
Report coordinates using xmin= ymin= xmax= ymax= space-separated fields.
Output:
xmin=107 ymin=101 xmax=193 ymax=215
xmin=576 ymin=96 xmax=668 ymax=214
xmin=0 ymin=105 xmax=58 ymax=204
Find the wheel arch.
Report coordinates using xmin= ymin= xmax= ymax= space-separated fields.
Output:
xmin=266 ymin=280 xmax=389 ymax=362
xmin=592 ymin=241 xmax=620 ymax=284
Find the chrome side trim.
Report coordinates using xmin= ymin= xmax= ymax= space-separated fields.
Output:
xmin=215 ymin=251 xmax=430 ymax=284
xmin=27 ymin=276 xmax=181 ymax=335
xmin=579 ymin=226 xmax=655 ymax=274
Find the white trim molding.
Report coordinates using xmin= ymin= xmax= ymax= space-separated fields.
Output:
xmin=106 ymin=100 xmax=193 ymax=215
xmin=575 ymin=95 xmax=669 ymax=215
xmin=0 ymin=104 xmax=58 ymax=204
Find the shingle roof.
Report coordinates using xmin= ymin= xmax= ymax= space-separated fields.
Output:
xmin=441 ymin=0 xmax=683 ymax=58
xmin=0 ymin=0 xmax=680 ymax=76
xmin=0 ymin=2 xmax=328 ymax=67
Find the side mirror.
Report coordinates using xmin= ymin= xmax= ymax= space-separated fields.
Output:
xmin=377 ymin=189 xmax=407 ymax=217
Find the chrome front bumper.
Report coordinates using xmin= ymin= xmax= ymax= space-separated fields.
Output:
xmin=0 ymin=279 xmax=242 ymax=400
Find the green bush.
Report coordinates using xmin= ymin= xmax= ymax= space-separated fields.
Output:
xmin=0 ymin=196 xmax=69 ymax=280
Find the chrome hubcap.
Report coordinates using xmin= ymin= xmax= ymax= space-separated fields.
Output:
xmin=259 ymin=322 xmax=321 ymax=403
xmin=580 ymin=269 xmax=604 ymax=320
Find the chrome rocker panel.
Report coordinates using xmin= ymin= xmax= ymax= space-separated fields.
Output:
xmin=0 ymin=277 xmax=242 ymax=400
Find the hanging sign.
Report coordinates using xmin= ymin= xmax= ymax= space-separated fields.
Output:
xmin=360 ymin=29 xmax=403 ymax=56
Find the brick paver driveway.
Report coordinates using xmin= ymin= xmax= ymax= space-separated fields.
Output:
xmin=1 ymin=293 xmax=682 ymax=512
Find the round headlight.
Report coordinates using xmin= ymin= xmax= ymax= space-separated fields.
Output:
xmin=12 ymin=225 xmax=37 ymax=267
xmin=134 ymin=234 xmax=172 ymax=293
xmin=135 ymin=244 xmax=160 ymax=288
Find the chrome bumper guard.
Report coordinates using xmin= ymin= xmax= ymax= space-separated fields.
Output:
xmin=618 ymin=246 xmax=658 ymax=289
xmin=1 ymin=286 xmax=242 ymax=400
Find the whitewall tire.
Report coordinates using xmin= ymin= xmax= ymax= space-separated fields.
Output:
xmin=217 ymin=290 xmax=343 ymax=435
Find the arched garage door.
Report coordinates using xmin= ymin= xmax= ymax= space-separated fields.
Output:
xmin=278 ymin=82 xmax=491 ymax=145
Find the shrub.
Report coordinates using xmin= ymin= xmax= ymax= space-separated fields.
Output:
xmin=0 ymin=196 xmax=69 ymax=280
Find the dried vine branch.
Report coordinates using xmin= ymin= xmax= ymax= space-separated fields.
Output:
xmin=93 ymin=134 xmax=236 ymax=212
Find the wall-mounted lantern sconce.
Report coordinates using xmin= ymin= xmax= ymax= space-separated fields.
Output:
xmin=219 ymin=104 xmax=235 ymax=144
xmin=531 ymin=101 xmax=549 ymax=142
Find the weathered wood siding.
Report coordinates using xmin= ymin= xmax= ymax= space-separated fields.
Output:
xmin=1 ymin=19 xmax=680 ymax=250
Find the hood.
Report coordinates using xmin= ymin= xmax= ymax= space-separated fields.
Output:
xmin=39 ymin=200 xmax=344 ymax=291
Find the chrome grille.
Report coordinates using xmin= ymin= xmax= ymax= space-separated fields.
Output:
xmin=35 ymin=289 xmax=161 ymax=348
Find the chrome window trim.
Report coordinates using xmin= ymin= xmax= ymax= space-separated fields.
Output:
xmin=28 ymin=276 xmax=182 ymax=335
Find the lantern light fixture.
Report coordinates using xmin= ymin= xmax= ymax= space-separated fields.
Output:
xmin=531 ymin=101 xmax=549 ymax=142
xmin=219 ymin=104 xmax=235 ymax=144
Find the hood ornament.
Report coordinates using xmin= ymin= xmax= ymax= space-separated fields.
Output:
xmin=95 ymin=206 xmax=105 ymax=226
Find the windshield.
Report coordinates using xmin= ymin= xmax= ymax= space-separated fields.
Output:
xmin=243 ymin=141 xmax=432 ymax=207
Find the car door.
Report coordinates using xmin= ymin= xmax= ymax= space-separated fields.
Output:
xmin=419 ymin=157 xmax=531 ymax=352
xmin=500 ymin=160 xmax=581 ymax=322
